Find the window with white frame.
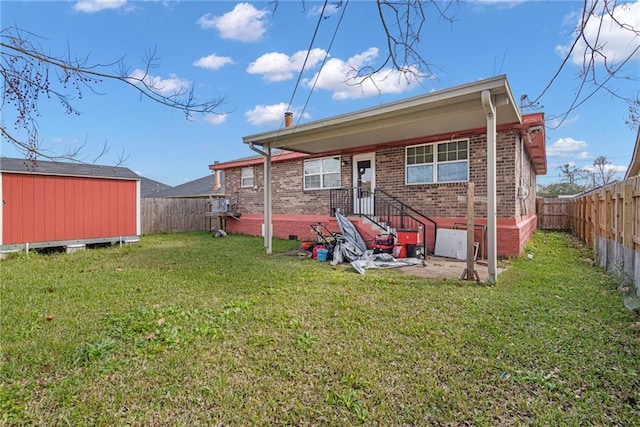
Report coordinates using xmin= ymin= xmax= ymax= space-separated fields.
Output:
xmin=241 ymin=167 xmax=254 ymax=188
xmin=304 ymin=156 xmax=341 ymax=190
xmin=406 ymin=139 xmax=468 ymax=184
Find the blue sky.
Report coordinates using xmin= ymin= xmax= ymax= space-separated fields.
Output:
xmin=2 ymin=0 xmax=639 ymax=186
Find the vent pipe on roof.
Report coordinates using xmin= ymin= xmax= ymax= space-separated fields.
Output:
xmin=284 ymin=112 xmax=293 ymax=128
xmin=213 ymin=161 xmax=221 ymax=190
xmin=213 ymin=171 xmax=221 ymax=190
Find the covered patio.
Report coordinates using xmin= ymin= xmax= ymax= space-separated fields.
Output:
xmin=241 ymin=75 xmax=545 ymax=284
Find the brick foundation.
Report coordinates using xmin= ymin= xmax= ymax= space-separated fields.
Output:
xmin=226 ymin=213 xmax=537 ymax=257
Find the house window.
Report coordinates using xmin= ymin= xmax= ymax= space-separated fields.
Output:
xmin=406 ymin=140 xmax=468 ymax=184
xmin=304 ymin=156 xmax=341 ymax=190
xmin=241 ymin=167 xmax=254 ymax=188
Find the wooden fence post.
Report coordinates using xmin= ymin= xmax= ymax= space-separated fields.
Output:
xmin=461 ymin=182 xmax=479 ymax=282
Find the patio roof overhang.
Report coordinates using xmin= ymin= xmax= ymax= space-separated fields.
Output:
xmin=244 ymin=75 xmax=536 ymax=285
xmin=243 ymin=75 xmax=522 ymax=156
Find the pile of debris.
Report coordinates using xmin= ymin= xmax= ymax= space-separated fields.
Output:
xmin=300 ymin=211 xmax=424 ymax=274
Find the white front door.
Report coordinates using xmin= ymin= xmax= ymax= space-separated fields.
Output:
xmin=353 ymin=153 xmax=375 ymax=215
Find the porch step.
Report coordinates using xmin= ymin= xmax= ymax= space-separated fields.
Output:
xmin=347 ymin=216 xmax=398 ymax=249
xmin=358 ymin=216 xmax=396 ymax=236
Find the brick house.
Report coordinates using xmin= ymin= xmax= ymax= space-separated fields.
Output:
xmin=210 ymin=76 xmax=546 ymax=282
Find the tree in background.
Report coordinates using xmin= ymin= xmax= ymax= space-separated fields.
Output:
xmin=558 ymin=163 xmax=587 ymax=188
xmin=538 ymin=163 xmax=587 ymax=197
xmin=589 ymin=155 xmax=618 ymax=187
xmin=538 ymin=154 xmax=623 ymax=197
xmin=537 ymin=182 xmax=586 ymax=198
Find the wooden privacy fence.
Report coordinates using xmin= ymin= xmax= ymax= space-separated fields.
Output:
xmin=141 ymin=198 xmax=217 ymax=234
xmin=566 ymin=176 xmax=639 ymax=251
xmin=536 ymin=197 xmax=571 ymax=230
xmin=537 ymin=176 xmax=639 ymax=292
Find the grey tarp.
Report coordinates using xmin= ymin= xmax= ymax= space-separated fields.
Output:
xmin=335 ymin=211 xmax=367 ymax=252
xmin=331 ymin=210 xmax=424 ymax=273
xmin=350 ymin=252 xmax=424 ymax=275
xmin=331 ymin=211 xmax=367 ymax=264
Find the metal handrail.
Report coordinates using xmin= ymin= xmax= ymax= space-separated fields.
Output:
xmin=329 ymin=187 xmax=437 ymax=255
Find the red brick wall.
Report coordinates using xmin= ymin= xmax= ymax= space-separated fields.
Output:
xmin=514 ymin=137 xmax=538 ymax=218
xmin=227 ymin=132 xmax=525 ymax=219
xmin=224 ymin=167 xmax=262 ymax=214
xmin=225 ymin=158 xmax=351 ymax=216
xmin=374 ymin=132 xmax=519 ymax=219
xmin=222 ymin=129 xmax=540 ymax=256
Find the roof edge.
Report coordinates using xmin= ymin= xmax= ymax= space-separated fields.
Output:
xmin=242 ymin=75 xmax=517 ymax=145
xmin=625 ymin=128 xmax=640 ymax=178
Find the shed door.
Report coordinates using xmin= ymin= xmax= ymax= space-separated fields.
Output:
xmin=352 ymin=153 xmax=375 ymax=215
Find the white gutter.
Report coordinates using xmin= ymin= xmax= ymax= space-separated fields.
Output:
xmin=481 ymin=90 xmax=498 ymax=285
xmin=248 ymin=142 xmax=272 ymax=254
xmin=0 ymin=171 xmax=3 ymax=246
xmin=518 ymin=134 xmax=528 ymax=215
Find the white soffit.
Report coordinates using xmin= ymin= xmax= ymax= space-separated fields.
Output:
xmin=243 ymin=75 xmax=521 ymax=154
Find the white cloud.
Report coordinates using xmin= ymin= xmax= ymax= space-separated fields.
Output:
xmin=196 ymin=3 xmax=269 ymax=43
xmin=193 ymin=54 xmax=234 ymax=71
xmin=204 ymin=113 xmax=228 ymax=125
xmin=74 ymin=0 xmax=127 ymax=13
xmin=303 ymin=48 xmax=423 ymax=100
xmin=546 ymin=137 xmax=591 ymax=158
xmin=561 ymin=10 xmax=580 ymax=27
xmin=470 ymin=0 xmax=525 ymax=10
xmin=50 ymin=136 xmax=81 ymax=145
xmin=547 ymin=114 xmax=580 ymax=129
xmin=557 ymin=0 xmax=640 ymax=66
xmin=244 ymin=103 xmax=310 ymax=126
xmin=308 ymin=3 xmax=340 ymax=17
xmin=128 ymin=69 xmax=191 ymax=96
xmin=247 ymin=49 xmax=327 ymax=82
xmin=577 ymin=151 xmax=592 ymax=160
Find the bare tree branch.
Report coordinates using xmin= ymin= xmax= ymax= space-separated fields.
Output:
xmin=558 ymin=163 xmax=588 ymax=188
xmin=591 ymin=155 xmax=617 ymax=186
xmin=355 ymin=0 xmax=457 ymax=86
xmin=525 ymin=0 xmax=640 ymax=129
xmin=1 ymin=25 xmax=226 ymax=164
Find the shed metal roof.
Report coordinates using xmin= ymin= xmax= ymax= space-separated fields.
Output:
xmin=0 ymin=157 xmax=140 ymax=180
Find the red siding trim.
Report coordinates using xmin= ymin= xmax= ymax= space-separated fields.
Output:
xmin=209 ymin=151 xmax=308 ymax=171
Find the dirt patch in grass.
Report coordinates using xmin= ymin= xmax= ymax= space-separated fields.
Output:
xmin=395 ymin=256 xmax=506 ymax=282
xmin=283 ymin=249 xmax=506 ymax=283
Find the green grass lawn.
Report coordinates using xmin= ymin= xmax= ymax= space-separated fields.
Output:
xmin=1 ymin=231 xmax=638 ymax=426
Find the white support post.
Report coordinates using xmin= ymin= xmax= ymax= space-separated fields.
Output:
xmin=481 ymin=90 xmax=497 ymax=285
xmin=264 ymin=146 xmax=272 ymax=254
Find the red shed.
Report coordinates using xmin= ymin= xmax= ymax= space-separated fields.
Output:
xmin=1 ymin=157 xmax=140 ymax=254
